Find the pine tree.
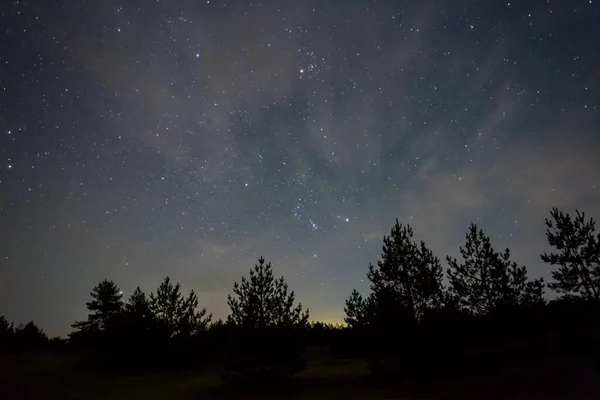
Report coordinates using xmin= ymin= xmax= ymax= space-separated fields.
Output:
xmin=227 ymin=256 xmax=309 ymax=329
xmin=541 ymin=208 xmax=600 ymax=301
xmin=447 ymin=224 xmax=544 ymax=316
xmin=121 ymin=286 xmax=157 ymax=336
xmin=149 ymin=277 xmax=211 ymax=338
xmin=103 ymin=286 xmax=162 ymax=367
xmin=344 ymin=289 xmax=369 ymax=329
xmin=125 ymin=286 xmax=152 ymax=317
xmin=223 ymin=257 xmax=308 ymax=384
xmin=72 ymin=279 xmax=124 ymax=332
xmin=353 ymin=220 xmax=444 ymax=324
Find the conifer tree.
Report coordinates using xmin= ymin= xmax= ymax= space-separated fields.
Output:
xmin=346 ymin=220 xmax=444 ymax=328
xmin=149 ymin=277 xmax=211 ymax=338
xmin=125 ymin=287 xmax=152 ymax=316
xmin=541 ymin=208 xmax=600 ymax=301
xmin=72 ymin=279 xmax=124 ymax=332
xmin=227 ymin=257 xmax=309 ymax=329
xmin=120 ymin=286 xmax=157 ymax=336
xmin=223 ymin=257 xmax=308 ymax=384
xmin=344 ymin=289 xmax=369 ymax=329
xmin=447 ymin=224 xmax=544 ymax=316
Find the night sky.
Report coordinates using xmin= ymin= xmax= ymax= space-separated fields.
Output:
xmin=1 ymin=1 xmax=599 ymax=337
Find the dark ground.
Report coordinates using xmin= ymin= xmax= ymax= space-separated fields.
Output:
xmin=1 ymin=347 xmax=599 ymax=399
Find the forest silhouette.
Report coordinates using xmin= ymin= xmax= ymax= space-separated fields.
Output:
xmin=2 ymin=207 xmax=600 ymax=396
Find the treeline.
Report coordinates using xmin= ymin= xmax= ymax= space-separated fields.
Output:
xmin=2 ymin=207 xmax=600 ymax=385
xmin=0 ymin=317 xmax=59 ymax=352
xmin=342 ymin=207 xmax=600 ymax=381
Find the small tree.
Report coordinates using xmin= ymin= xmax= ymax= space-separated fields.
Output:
xmin=224 ymin=257 xmax=309 ymax=384
xmin=344 ymin=289 xmax=369 ymax=329
xmin=149 ymin=277 xmax=211 ymax=338
xmin=541 ymin=208 xmax=600 ymax=301
xmin=227 ymin=257 xmax=309 ymax=329
xmin=447 ymin=224 xmax=544 ymax=316
xmin=72 ymin=279 xmax=124 ymax=333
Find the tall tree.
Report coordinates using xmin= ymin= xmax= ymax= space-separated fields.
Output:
xmin=350 ymin=220 xmax=444 ymax=324
xmin=72 ymin=279 xmax=124 ymax=332
xmin=447 ymin=223 xmax=544 ymax=316
xmin=149 ymin=277 xmax=211 ymax=338
xmin=541 ymin=208 xmax=600 ymax=301
xmin=227 ymin=257 xmax=309 ymax=329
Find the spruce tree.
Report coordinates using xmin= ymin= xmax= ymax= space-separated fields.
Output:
xmin=541 ymin=208 xmax=600 ymax=301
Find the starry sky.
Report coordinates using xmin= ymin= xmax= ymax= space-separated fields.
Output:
xmin=1 ymin=0 xmax=599 ymax=337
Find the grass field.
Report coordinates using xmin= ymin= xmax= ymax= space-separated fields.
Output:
xmin=1 ymin=348 xmax=598 ymax=399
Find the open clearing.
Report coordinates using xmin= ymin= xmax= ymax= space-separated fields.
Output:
xmin=1 ymin=349 xmax=598 ymax=399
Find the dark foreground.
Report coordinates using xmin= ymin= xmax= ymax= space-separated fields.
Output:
xmin=1 ymin=349 xmax=599 ymax=399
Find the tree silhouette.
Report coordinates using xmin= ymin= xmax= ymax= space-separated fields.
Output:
xmin=1 ymin=317 xmax=49 ymax=352
xmin=447 ymin=224 xmax=544 ymax=316
xmin=119 ymin=286 xmax=158 ymax=338
xmin=348 ymin=220 xmax=444 ymax=327
xmin=344 ymin=289 xmax=369 ymax=329
xmin=99 ymin=286 xmax=163 ymax=369
xmin=0 ymin=316 xmax=15 ymax=352
xmin=342 ymin=220 xmax=446 ymax=380
xmin=541 ymin=208 xmax=600 ymax=301
xmin=125 ymin=286 xmax=152 ymax=317
xmin=71 ymin=279 xmax=124 ymax=333
xmin=227 ymin=256 xmax=309 ymax=329
xmin=14 ymin=321 xmax=48 ymax=348
xmin=149 ymin=277 xmax=211 ymax=338
xmin=224 ymin=257 xmax=309 ymax=384
xmin=0 ymin=316 xmax=14 ymax=337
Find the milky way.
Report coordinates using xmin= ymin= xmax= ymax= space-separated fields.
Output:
xmin=1 ymin=0 xmax=599 ymax=336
